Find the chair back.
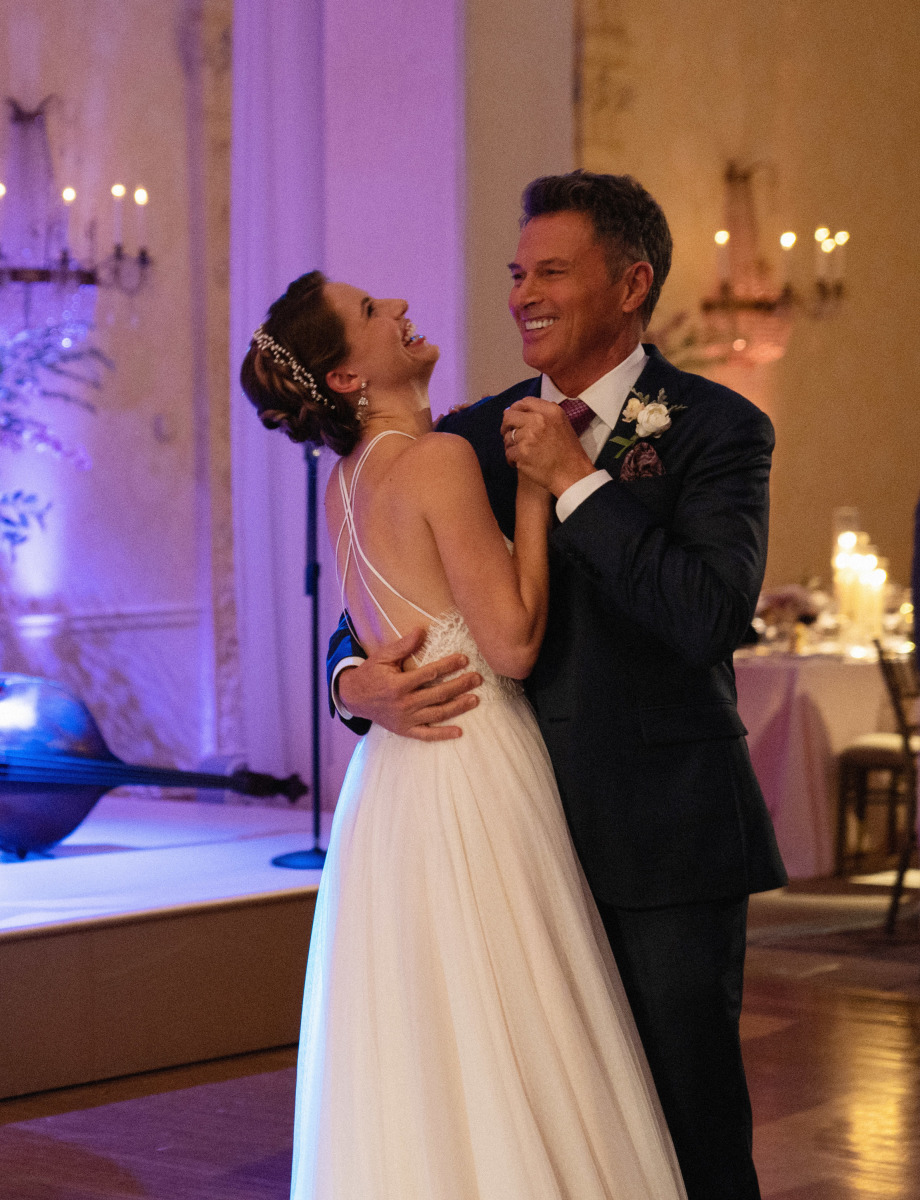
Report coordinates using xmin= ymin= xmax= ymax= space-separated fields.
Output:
xmin=873 ymin=640 xmax=920 ymax=762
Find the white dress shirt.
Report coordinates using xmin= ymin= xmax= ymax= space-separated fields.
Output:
xmin=542 ymin=341 xmax=648 ymax=521
xmin=332 ymin=343 xmax=649 ymax=716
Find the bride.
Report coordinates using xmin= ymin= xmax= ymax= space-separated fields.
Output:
xmin=240 ymin=270 xmax=686 ymax=1200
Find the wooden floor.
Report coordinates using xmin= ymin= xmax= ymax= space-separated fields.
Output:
xmin=1 ymin=882 xmax=918 ymax=1200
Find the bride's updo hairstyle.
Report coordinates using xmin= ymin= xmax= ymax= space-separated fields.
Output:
xmin=240 ymin=270 xmax=361 ymax=456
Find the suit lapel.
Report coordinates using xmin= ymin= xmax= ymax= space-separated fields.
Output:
xmin=594 ymin=345 xmax=684 ymax=478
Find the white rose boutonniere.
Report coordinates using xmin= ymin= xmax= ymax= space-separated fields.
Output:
xmin=611 ymin=387 xmax=686 ymax=459
xmin=622 ymin=395 xmax=643 ymax=423
xmin=635 ymin=401 xmax=672 ymax=438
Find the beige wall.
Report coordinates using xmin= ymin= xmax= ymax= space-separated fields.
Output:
xmin=464 ymin=0 xmax=574 ymax=405
xmin=579 ymin=0 xmax=920 ymax=590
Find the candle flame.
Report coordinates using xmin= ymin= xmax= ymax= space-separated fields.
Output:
xmin=814 ymin=227 xmax=830 ymax=241
xmin=111 ymin=183 xmax=126 ymax=199
xmin=837 ymin=531 xmax=858 ymax=551
xmin=62 ymin=186 xmax=76 ymax=204
xmin=0 ymin=182 xmax=6 ymax=197
xmin=134 ymin=187 xmax=149 ymax=206
xmin=834 ymin=230 xmax=849 ymax=245
xmin=714 ymin=230 xmax=730 ymax=245
xmin=780 ymin=232 xmax=796 ymax=248
xmin=821 ymin=238 xmax=836 ymax=253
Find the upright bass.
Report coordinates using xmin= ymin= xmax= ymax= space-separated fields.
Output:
xmin=0 ymin=673 xmax=307 ymax=858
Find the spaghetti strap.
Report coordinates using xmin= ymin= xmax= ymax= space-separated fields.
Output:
xmin=335 ymin=431 xmax=439 ymax=639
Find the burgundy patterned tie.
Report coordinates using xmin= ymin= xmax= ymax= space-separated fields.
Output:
xmin=559 ymin=395 xmax=594 ymax=437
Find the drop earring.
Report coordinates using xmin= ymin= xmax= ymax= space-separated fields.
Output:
xmin=358 ymin=380 xmax=369 ymax=421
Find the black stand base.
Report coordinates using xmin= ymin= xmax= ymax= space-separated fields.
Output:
xmin=272 ymin=847 xmax=327 ymax=870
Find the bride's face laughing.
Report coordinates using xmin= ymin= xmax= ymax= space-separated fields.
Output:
xmin=324 ymin=282 xmax=439 ymax=393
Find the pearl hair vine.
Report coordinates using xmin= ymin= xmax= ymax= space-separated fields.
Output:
xmin=251 ymin=324 xmax=331 ymax=409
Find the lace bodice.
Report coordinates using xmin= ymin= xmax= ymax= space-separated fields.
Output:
xmin=415 ymin=608 xmax=524 ymax=705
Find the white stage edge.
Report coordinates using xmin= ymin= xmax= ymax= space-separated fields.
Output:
xmin=0 ymin=796 xmax=326 ymax=1100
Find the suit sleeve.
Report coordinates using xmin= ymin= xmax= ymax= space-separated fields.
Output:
xmin=327 ymin=613 xmax=372 ymax=736
xmin=553 ymin=403 xmax=774 ymax=668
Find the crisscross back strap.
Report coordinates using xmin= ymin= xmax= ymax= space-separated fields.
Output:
xmin=334 ymin=430 xmax=438 ymax=639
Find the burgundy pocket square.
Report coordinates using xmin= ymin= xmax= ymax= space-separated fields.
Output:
xmin=619 ymin=442 xmax=665 ymax=481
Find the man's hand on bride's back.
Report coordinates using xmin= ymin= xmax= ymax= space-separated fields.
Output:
xmin=337 ymin=627 xmax=482 ymax=741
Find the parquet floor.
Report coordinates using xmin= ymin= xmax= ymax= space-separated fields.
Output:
xmin=1 ymin=882 xmax=918 ymax=1200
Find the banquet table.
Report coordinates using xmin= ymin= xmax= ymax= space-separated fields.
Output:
xmin=733 ymin=652 xmax=891 ymax=879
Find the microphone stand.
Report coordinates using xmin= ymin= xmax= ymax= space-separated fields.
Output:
xmin=272 ymin=445 xmax=327 ymax=869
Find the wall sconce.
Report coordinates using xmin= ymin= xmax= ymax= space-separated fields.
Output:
xmin=0 ymin=97 xmax=153 ymax=338
xmin=697 ymin=162 xmax=849 ymax=367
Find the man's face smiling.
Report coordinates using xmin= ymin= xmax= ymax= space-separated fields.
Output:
xmin=508 ymin=210 xmax=638 ymax=397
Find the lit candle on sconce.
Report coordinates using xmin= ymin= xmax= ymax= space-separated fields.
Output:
xmin=821 ymin=237 xmax=836 ymax=287
xmin=111 ymin=183 xmax=126 ymax=249
xmin=714 ymin=229 xmax=730 ymax=285
xmin=62 ymin=187 xmax=76 ymax=255
xmin=832 ymin=230 xmax=849 ymax=284
xmin=133 ymin=187 xmax=149 ymax=251
xmin=779 ymin=231 xmax=796 ymax=287
xmin=814 ymin=227 xmax=830 ymax=281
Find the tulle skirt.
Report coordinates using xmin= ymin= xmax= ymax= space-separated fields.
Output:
xmin=290 ymin=688 xmax=686 ymax=1199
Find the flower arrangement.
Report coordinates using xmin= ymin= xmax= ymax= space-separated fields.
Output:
xmin=756 ymin=585 xmax=821 ymax=626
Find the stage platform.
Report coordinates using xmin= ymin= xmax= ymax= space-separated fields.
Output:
xmin=0 ymin=796 xmax=326 ymax=1100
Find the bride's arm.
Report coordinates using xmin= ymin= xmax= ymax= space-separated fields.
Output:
xmin=416 ymin=434 xmax=551 ymax=679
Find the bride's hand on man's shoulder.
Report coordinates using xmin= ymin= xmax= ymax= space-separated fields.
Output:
xmin=438 ymin=396 xmax=483 ymax=422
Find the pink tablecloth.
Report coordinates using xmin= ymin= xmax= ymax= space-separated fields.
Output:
xmin=734 ymin=654 xmax=890 ymax=879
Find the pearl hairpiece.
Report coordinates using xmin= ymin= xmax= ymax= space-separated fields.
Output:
xmin=251 ymin=325 xmax=330 ymax=408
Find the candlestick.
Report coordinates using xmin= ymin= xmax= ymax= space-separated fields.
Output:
xmin=714 ymin=229 xmax=730 ymax=285
xmin=779 ymin=231 xmax=796 ymax=287
xmin=134 ymin=187 xmax=149 ymax=250
xmin=111 ymin=183 xmax=126 ymax=247
xmin=814 ymin=227 xmax=830 ymax=282
xmin=62 ymin=187 xmax=76 ymax=255
xmin=832 ymin=230 xmax=849 ymax=285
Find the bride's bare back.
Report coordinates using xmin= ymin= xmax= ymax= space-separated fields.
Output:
xmin=326 ymin=429 xmax=550 ymax=680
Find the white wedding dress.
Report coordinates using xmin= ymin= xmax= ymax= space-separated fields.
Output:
xmin=290 ymin=433 xmax=686 ymax=1200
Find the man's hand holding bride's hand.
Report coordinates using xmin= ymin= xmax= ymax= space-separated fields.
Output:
xmin=337 ymin=627 xmax=482 ymax=742
xmin=501 ymin=398 xmax=595 ymax=498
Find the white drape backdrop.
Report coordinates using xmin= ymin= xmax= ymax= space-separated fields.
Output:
xmin=230 ymin=0 xmax=327 ymax=787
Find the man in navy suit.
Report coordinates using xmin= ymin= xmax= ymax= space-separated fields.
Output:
xmin=329 ymin=171 xmax=786 ymax=1199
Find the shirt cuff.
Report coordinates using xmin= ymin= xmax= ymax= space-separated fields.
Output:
xmin=331 ymin=656 xmax=365 ymax=721
xmin=555 ymin=470 xmax=612 ymax=522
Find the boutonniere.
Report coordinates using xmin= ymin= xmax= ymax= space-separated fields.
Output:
xmin=609 ymin=388 xmax=686 ymax=459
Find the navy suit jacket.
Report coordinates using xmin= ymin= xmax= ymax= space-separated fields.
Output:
xmin=329 ymin=345 xmax=787 ymax=908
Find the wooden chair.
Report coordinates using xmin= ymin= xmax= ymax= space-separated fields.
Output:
xmin=873 ymin=642 xmax=919 ymax=933
xmin=835 ymin=647 xmax=919 ymax=894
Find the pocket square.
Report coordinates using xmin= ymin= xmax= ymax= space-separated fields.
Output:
xmin=620 ymin=441 xmax=665 ymax=481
